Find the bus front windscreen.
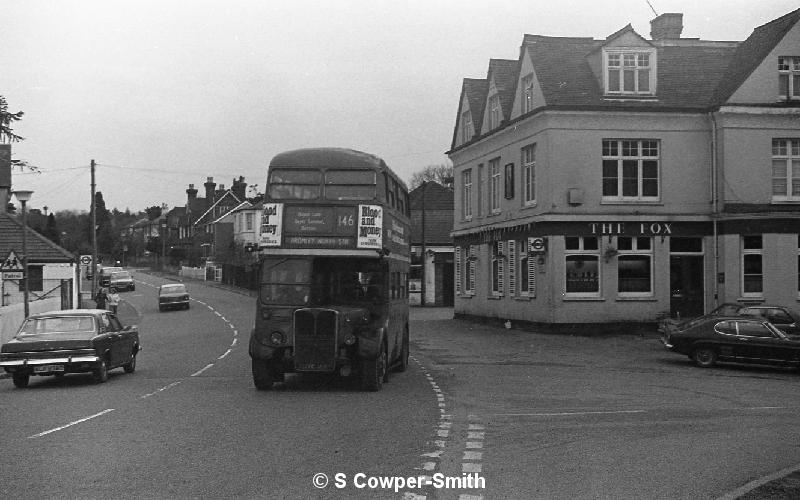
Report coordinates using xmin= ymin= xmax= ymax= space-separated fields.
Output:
xmin=260 ymin=258 xmax=312 ymax=305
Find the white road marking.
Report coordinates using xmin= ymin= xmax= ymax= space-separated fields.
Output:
xmin=495 ymin=409 xmax=646 ymax=417
xmin=191 ymin=364 xmax=215 ymax=377
xmin=28 ymin=409 xmax=115 ymax=438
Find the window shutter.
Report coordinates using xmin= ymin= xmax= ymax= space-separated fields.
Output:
xmin=508 ymin=240 xmax=516 ymax=296
xmin=468 ymin=245 xmax=476 ymax=294
xmin=528 ymin=250 xmax=536 ymax=297
xmin=497 ymin=241 xmax=505 ymax=295
xmin=455 ymin=247 xmax=462 ymax=295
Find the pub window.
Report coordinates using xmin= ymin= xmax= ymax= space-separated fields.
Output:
xmin=522 ymin=144 xmax=536 ymax=205
xmin=456 ymin=245 xmax=476 ymax=296
xmin=489 ymin=158 xmax=501 ymax=213
xmin=617 ymin=237 xmax=653 ymax=296
xmin=477 ymin=164 xmax=485 ymax=217
xmin=462 ymin=169 xmax=473 ymax=220
xmin=602 ymin=139 xmax=660 ymax=202
xmin=742 ymin=235 xmax=763 ymax=296
xmin=778 ymin=56 xmax=800 ymax=100
xmin=771 ymin=138 xmax=800 ymax=201
xmin=565 ymin=237 xmax=600 ymax=297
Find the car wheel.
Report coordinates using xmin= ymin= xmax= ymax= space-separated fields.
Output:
xmin=361 ymin=346 xmax=387 ymax=391
xmin=12 ymin=373 xmax=29 ymax=388
xmin=395 ymin=327 xmax=410 ymax=373
xmin=93 ymin=357 xmax=109 ymax=383
xmin=123 ymin=352 xmax=137 ymax=374
xmin=692 ymin=347 xmax=718 ymax=368
xmin=252 ymin=358 xmax=276 ymax=390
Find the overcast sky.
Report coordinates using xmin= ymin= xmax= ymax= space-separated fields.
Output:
xmin=4 ymin=0 xmax=797 ymax=214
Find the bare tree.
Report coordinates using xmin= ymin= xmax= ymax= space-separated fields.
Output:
xmin=409 ymin=163 xmax=454 ymax=189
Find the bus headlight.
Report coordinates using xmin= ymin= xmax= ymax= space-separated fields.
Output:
xmin=269 ymin=331 xmax=285 ymax=345
xmin=343 ymin=333 xmax=357 ymax=345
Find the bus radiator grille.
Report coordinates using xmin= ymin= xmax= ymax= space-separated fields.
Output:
xmin=293 ymin=309 xmax=337 ymax=371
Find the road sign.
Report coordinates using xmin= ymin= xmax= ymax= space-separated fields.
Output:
xmin=80 ymin=255 xmax=93 ymax=266
xmin=1 ymin=250 xmax=22 ymax=271
xmin=2 ymin=271 xmax=23 ymax=280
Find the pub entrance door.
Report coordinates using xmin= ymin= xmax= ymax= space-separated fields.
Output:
xmin=669 ymin=255 xmax=704 ymax=320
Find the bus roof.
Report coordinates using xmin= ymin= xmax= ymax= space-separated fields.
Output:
xmin=269 ymin=148 xmax=408 ymax=190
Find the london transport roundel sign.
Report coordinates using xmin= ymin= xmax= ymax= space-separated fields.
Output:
xmin=80 ymin=255 xmax=92 ymax=265
xmin=529 ymin=237 xmax=546 ymax=254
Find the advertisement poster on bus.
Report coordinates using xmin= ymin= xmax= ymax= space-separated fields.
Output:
xmin=259 ymin=203 xmax=283 ymax=247
xmin=357 ymin=204 xmax=382 ymax=249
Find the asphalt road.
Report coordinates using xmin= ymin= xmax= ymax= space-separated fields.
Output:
xmin=1 ymin=272 xmax=799 ymax=500
xmin=410 ymin=310 xmax=800 ymax=500
xmin=0 ymin=272 xmax=438 ymax=499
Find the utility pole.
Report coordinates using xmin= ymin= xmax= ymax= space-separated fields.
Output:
xmin=420 ymin=181 xmax=426 ymax=307
xmin=91 ymin=159 xmax=97 ymax=298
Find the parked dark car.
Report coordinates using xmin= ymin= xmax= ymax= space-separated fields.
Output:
xmin=0 ymin=309 xmax=140 ymax=388
xmin=158 ymin=283 xmax=190 ymax=311
xmin=736 ymin=305 xmax=800 ymax=336
xmin=661 ymin=315 xmax=800 ymax=370
xmin=109 ymin=270 xmax=135 ymax=292
xmin=659 ymin=303 xmax=800 ymax=336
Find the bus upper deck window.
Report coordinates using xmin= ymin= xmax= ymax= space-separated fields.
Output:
xmin=324 ymin=169 xmax=376 ymax=201
xmin=268 ymin=169 xmax=321 ymax=200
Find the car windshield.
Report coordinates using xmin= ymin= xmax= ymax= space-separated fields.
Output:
xmin=111 ymin=272 xmax=131 ymax=279
xmin=19 ymin=316 xmax=96 ymax=337
xmin=161 ymin=284 xmax=187 ymax=294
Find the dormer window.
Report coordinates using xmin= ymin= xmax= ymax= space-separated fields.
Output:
xmin=521 ymin=74 xmax=534 ymax=114
xmin=778 ymin=56 xmax=800 ymax=100
xmin=489 ymin=95 xmax=501 ymax=129
xmin=460 ymin=110 xmax=473 ymax=145
xmin=605 ymin=50 xmax=655 ymax=95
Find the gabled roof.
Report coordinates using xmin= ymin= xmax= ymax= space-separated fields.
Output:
xmin=193 ymin=190 xmax=242 ymax=226
xmin=714 ymin=8 xmax=800 ymax=104
xmin=0 ymin=213 xmax=74 ymax=263
xmin=487 ymin=59 xmax=519 ymax=121
xmin=450 ymin=78 xmax=489 ymax=150
xmin=210 ymin=201 xmax=252 ymax=224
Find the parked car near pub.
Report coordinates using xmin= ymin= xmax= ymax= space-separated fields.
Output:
xmin=661 ymin=315 xmax=800 ymax=371
xmin=0 ymin=309 xmax=140 ymax=388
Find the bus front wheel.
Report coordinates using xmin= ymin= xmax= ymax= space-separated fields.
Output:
xmin=361 ymin=347 xmax=387 ymax=391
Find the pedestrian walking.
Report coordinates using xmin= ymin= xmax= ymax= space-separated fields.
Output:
xmin=107 ymin=288 xmax=120 ymax=315
xmin=95 ymin=286 xmax=108 ymax=310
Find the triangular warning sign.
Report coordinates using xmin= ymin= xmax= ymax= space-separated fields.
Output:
xmin=1 ymin=250 xmax=23 ymax=271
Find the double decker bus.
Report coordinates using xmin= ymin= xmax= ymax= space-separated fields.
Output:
xmin=248 ymin=148 xmax=411 ymax=391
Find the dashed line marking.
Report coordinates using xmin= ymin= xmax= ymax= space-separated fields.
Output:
xmin=28 ymin=409 xmax=116 ymax=438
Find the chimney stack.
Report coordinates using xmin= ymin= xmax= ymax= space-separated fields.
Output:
xmin=204 ymin=176 xmax=216 ymax=202
xmin=186 ymin=183 xmax=198 ymax=205
xmin=232 ymin=176 xmax=247 ymax=200
xmin=650 ymin=13 xmax=683 ymax=40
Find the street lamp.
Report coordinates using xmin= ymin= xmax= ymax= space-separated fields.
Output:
xmin=13 ymin=190 xmax=33 ymax=318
